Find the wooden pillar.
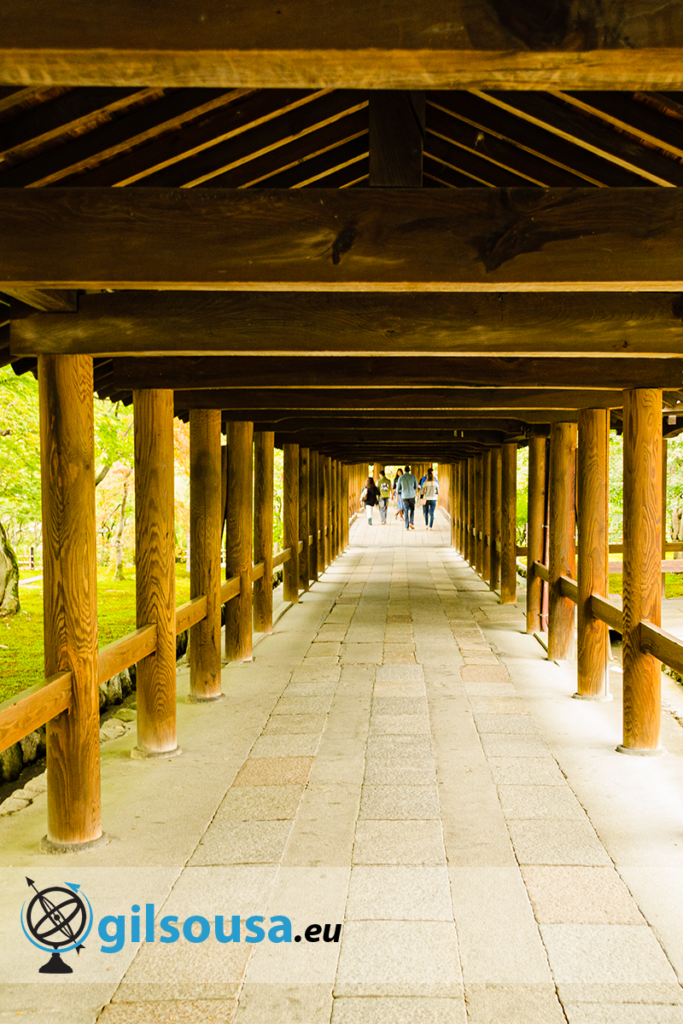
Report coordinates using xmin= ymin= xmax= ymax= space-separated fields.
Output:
xmin=662 ymin=438 xmax=668 ymax=599
xmin=467 ymin=458 xmax=475 ymax=566
xmin=576 ymin=410 xmax=610 ymax=699
xmin=309 ymin=451 xmax=319 ymax=583
xmin=324 ymin=456 xmax=331 ymax=568
xmin=450 ymin=465 xmax=457 ymax=548
xmin=317 ymin=453 xmax=326 ymax=575
xmin=331 ymin=459 xmax=338 ymax=559
xmin=458 ymin=462 xmax=465 ymax=554
xmin=189 ymin=409 xmax=222 ymax=700
xmin=225 ymin=421 xmax=254 ymax=661
xmin=253 ymin=430 xmax=274 ymax=634
xmin=548 ymin=423 xmax=577 ymax=661
xmin=298 ymin=447 xmax=310 ymax=592
xmin=490 ymin=448 xmax=502 ymax=592
xmin=620 ymin=389 xmax=663 ymax=754
xmin=133 ymin=389 xmax=177 ymax=756
xmin=39 ymin=354 xmax=101 ymax=847
xmin=500 ymin=443 xmax=517 ymax=604
xmin=283 ymin=442 xmax=300 ymax=603
xmin=475 ymin=454 xmax=484 ymax=574
xmin=482 ymin=452 xmax=491 ymax=581
xmin=526 ymin=434 xmax=547 ymax=635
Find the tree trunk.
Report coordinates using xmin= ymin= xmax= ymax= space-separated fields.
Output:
xmin=113 ymin=477 xmax=130 ymax=580
xmin=0 ymin=521 xmax=20 ymax=616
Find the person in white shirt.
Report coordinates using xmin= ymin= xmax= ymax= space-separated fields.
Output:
xmin=421 ymin=467 xmax=439 ymax=530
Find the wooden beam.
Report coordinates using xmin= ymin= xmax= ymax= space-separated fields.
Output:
xmin=16 ymin=291 xmax=683 ymax=358
xmin=107 ymin=355 xmax=682 ymax=392
xmin=176 ymin=388 xmax=623 ymax=411
xmin=500 ymin=442 xmax=517 ymax=604
xmin=39 ymin=353 xmax=101 ymax=847
xmin=5 ymin=5 xmax=683 ymax=91
xmin=2 ymin=287 xmax=76 ymax=312
xmin=189 ymin=409 xmax=222 ymax=701
xmin=620 ymin=389 xmax=663 ymax=754
xmin=225 ymin=421 xmax=254 ymax=661
xmin=134 ymin=388 xmax=177 ymax=756
xmin=548 ymin=422 xmax=577 ymax=661
xmin=283 ymin=442 xmax=300 ymax=603
xmin=526 ymin=434 xmax=547 ymax=634
xmin=5 ymin=188 xmax=683 ymax=292
xmin=253 ymin=430 xmax=274 ymax=634
xmin=576 ymin=409 xmax=610 ymax=699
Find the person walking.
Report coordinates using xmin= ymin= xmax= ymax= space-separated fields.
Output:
xmin=377 ymin=469 xmax=392 ymax=526
xmin=421 ymin=467 xmax=439 ymax=530
xmin=396 ymin=465 xmax=418 ymax=530
xmin=393 ymin=468 xmax=404 ymax=520
xmin=360 ymin=475 xmax=380 ymax=526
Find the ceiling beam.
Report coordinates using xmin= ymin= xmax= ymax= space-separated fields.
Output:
xmin=14 ymin=291 xmax=683 ymax=359
xmin=3 ymin=3 xmax=683 ymax=90
xmin=108 ymin=355 xmax=679 ymax=391
xmin=4 ymin=188 xmax=683 ymax=293
xmin=173 ymin=387 xmax=623 ymax=411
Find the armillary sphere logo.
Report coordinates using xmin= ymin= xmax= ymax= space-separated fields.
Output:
xmin=21 ymin=877 xmax=93 ymax=974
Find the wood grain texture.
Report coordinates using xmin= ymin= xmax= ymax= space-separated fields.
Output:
xmin=500 ymin=442 xmax=517 ymax=604
xmin=175 ymin=597 xmax=208 ymax=636
xmin=533 ymin=561 xmax=551 ymax=583
xmin=548 ymin=421 xmax=577 ymax=661
xmin=225 ymin=420 xmax=254 ymax=661
xmin=577 ymin=409 xmax=610 ymax=697
xmin=299 ymin=447 xmax=310 ymax=591
xmin=5 ymin=188 xmax=683 ymax=292
xmin=622 ymin=388 xmax=662 ymax=750
xmin=639 ymin=621 xmax=683 ymax=676
xmin=98 ymin=624 xmax=157 ymax=684
xmin=590 ymin=593 xmax=623 ymax=632
xmin=174 ymin=388 xmax=623 ymax=411
xmin=559 ymin=575 xmax=579 ymax=603
xmin=2 ymin=287 xmax=76 ymax=312
xmin=5 ymin=3 xmax=683 ymax=90
xmin=526 ymin=434 xmax=547 ymax=634
xmin=253 ymin=430 xmax=274 ymax=634
xmin=0 ymin=671 xmax=71 ymax=756
xmin=189 ymin=408 xmax=222 ymax=699
xmin=309 ymin=450 xmax=319 ymax=584
xmin=15 ymin=291 xmax=683 ymax=359
xmin=283 ymin=442 xmax=300 ymax=603
xmin=369 ymin=91 xmax=423 ymax=187
xmin=39 ymin=353 xmax=100 ymax=844
xmin=221 ymin=575 xmax=241 ymax=601
xmin=134 ymin=388 xmax=177 ymax=755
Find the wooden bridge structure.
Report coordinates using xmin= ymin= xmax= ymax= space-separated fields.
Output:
xmin=3 ymin=2 xmax=683 ymax=849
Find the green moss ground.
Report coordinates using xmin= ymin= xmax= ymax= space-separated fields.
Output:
xmin=0 ymin=567 xmax=191 ymax=704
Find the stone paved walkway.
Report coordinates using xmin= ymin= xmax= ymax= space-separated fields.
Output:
xmin=3 ymin=513 xmax=683 ymax=1023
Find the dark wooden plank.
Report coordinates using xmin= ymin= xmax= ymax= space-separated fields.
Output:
xmin=369 ymin=91 xmax=423 ymax=187
xmin=5 ymin=3 xmax=683 ymax=90
xmin=175 ymin=388 xmax=623 ymax=411
xmin=260 ymin=133 xmax=369 ymax=190
xmin=2 ymin=288 xmax=76 ymax=312
xmin=426 ymin=131 xmax=537 ymax=187
xmin=14 ymin=290 xmax=683 ymax=358
xmin=111 ymin=355 xmax=680 ymax=391
xmin=5 ymin=188 xmax=683 ymax=293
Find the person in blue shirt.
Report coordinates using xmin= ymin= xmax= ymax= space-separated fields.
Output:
xmin=396 ymin=465 xmax=418 ymax=530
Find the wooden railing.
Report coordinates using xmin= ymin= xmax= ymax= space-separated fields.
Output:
xmin=0 ymin=527 xmax=332 ymax=755
xmin=528 ymin=561 xmax=683 ymax=680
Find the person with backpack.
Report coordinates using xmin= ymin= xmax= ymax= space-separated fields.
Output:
xmin=396 ymin=465 xmax=418 ymax=531
xmin=360 ymin=475 xmax=380 ymax=525
xmin=377 ymin=470 xmax=392 ymax=525
xmin=421 ymin=467 xmax=439 ymax=530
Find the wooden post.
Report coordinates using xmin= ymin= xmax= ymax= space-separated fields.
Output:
xmin=450 ymin=464 xmax=457 ymax=548
xmin=343 ymin=464 xmax=350 ymax=548
xmin=317 ymin=453 xmax=326 ymax=576
xmin=620 ymin=389 xmax=663 ymax=754
xmin=576 ymin=410 xmax=610 ymax=699
xmin=133 ymin=389 xmax=177 ymax=756
xmin=253 ymin=430 xmax=274 ymax=634
xmin=548 ymin=423 xmax=577 ymax=661
xmin=330 ymin=459 xmax=338 ymax=559
xmin=467 ymin=458 xmax=475 ymax=566
xmin=482 ymin=451 xmax=491 ymax=582
xmin=309 ymin=451 xmax=319 ymax=583
xmin=475 ymin=454 xmax=484 ymax=574
xmin=500 ymin=442 xmax=517 ymax=604
xmin=39 ymin=354 xmax=101 ymax=847
xmin=526 ymin=433 xmax=547 ymax=635
xmin=458 ymin=462 xmax=465 ymax=555
xmin=324 ymin=456 xmax=331 ymax=567
xmin=299 ymin=447 xmax=310 ymax=592
xmin=662 ymin=438 xmax=668 ymax=599
xmin=490 ymin=448 xmax=502 ymax=591
xmin=189 ymin=409 xmax=222 ymax=700
xmin=283 ymin=442 xmax=300 ymax=603
xmin=225 ymin=421 xmax=253 ymax=661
